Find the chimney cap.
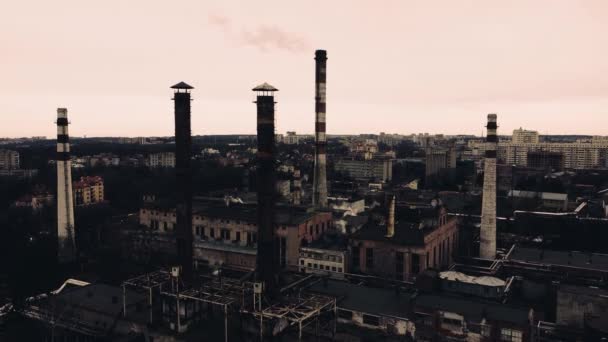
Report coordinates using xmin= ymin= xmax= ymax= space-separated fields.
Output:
xmin=252 ymin=82 xmax=278 ymax=92
xmin=315 ymin=50 xmax=327 ymax=59
xmin=171 ymin=82 xmax=194 ymax=90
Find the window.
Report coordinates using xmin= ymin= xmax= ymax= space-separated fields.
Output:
xmin=210 ymin=228 xmax=215 ymax=238
xmin=307 ymin=263 xmax=312 ymax=268
xmin=163 ymin=222 xmax=168 ymax=231
xmin=500 ymin=328 xmax=522 ymax=342
xmin=352 ymin=247 xmax=360 ymax=268
xmin=366 ymin=248 xmax=374 ymax=269
xmin=221 ymin=229 xmax=230 ymax=240
xmin=236 ymin=231 xmax=241 ymax=242
xmin=395 ymin=252 xmax=404 ymax=279
xmin=433 ymin=246 xmax=437 ymax=267
xmin=338 ymin=268 xmax=342 ymax=272
xmin=331 ymin=266 xmax=336 ymax=271
xmin=412 ymin=254 xmax=420 ymax=274
xmin=280 ymin=237 xmax=287 ymax=268
xmin=315 ymin=224 xmax=319 ymax=235
xmin=309 ymin=226 xmax=313 ymax=236
xmin=300 ymin=260 xmax=304 ymax=265
xmin=195 ymin=226 xmax=201 ymax=236
xmin=481 ymin=324 xmax=492 ymax=337
xmin=313 ymin=264 xmax=318 ymax=269
xmin=362 ymin=314 xmax=380 ymax=326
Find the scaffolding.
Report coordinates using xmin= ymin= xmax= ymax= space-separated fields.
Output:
xmin=121 ymin=269 xmax=337 ymax=341
xmin=241 ymin=291 xmax=337 ymax=340
xmin=122 ymin=270 xmax=172 ymax=324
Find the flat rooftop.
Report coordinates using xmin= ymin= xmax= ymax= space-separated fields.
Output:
xmin=508 ymin=246 xmax=608 ymax=272
xmin=307 ymin=280 xmax=413 ymax=319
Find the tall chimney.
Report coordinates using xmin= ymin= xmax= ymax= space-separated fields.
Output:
xmin=292 ymin=169 xmax=302 ymax=205
xmin=253 ymin=83 xmax=280 ymax=297
xmin=313 ymin=50 xmax=328 ymax=208
xmin=386 ymin=195 xmax=396 ymax=238
xmin=480 ymin=113 xmax=498 ymax=259
xmin=56 ymin=108 xmax=76 ymax=263
xmin=171 ymin=82 xmax=194 ymax=280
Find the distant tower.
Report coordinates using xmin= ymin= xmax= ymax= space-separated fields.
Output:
xmin=385 ymin=195 xmax=396 ymax=238
xmin=171 ymin=82 xmax=194 ymax=280
xmin=292 ymin=169 xmax=302 ymax=205
xmin=480 ymin=114 xmax=498 ymax=259
xmin=253 ymin=83 xmax=280 ymax=298
xmin=56 ymin=108 xmax=76 ymax=263
xmin=313 ymin=50 xmax=328 ymax=208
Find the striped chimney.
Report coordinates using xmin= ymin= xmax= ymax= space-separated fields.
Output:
xmin=480 ymin=113 xmax=498 ymax=259
xmin=313 ymin=49 xmax=328 ymax=208
xmin=56 ymin=108 xmax=76 ymax=263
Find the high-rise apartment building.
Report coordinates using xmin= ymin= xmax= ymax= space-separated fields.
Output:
xmin=73 ymin=176 xmax=105 ymax=206
xmin=146 ymin=152 xmax=175 ymax=168
xmin=0 ymin=149 xmax=19 ymax=170
xmin=512 ymin=128 xmax=539 ymax=144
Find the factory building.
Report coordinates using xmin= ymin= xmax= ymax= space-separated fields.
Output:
xmin=350 ymin=201 xmax=459 ymax=281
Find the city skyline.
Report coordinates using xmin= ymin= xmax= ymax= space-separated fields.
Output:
xmin=2 ymin=0 xmax=608 ymax=137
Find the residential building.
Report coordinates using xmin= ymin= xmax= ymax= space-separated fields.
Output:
xmin=73 ymin=176 xmax=105 ymax=206
xmin=512 ymin=128 xmax=539 ymax=144
xmin=14 ymin=192 xmax=54 ymax=210
xmin=425 ymin=146 xmax=457 ymax=177
xmin=467 ymin=139 xmax=608 ymax=169
xmin=146 ymin=152 xmax=175 ymax=168
xmin=335 ymin=158 xmax=393 ymax=182
xmin=283 ymin=131 xmax=299 ymax=145
xmin=0 ymin=149 xmax=19 ymax=170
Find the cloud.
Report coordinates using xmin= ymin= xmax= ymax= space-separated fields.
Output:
xmin=208 ymin=13 xmax=231 ymax=32
xmin=207 ymin=13 xmax=310 ymax=54
xmin=240 ymin=25 xmax=310 ymax=53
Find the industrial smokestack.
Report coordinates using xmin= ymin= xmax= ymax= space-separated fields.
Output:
xmin=56 ymin=108 xmax=76 ymax=263
xmin=386 ymin=195 xmax=396 ymax=238
xmin=171 ymin=82 xmax=194 ymax=280
xmin=293 ymin=169 xmax=302 ymax=205
xmin=480 ymin=113 xmax=498 ymax=259
xmin=253 ymin=83 xmax=280 ymax=297
xmin=313 ymin=49 xmax=328 ymax=208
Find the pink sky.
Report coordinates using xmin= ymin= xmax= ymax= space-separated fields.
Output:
xmin=1 ymin=0 xmax=607 ymax=138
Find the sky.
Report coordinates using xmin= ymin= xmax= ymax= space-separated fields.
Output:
xmin=1 ymin=0 xmax=608 ymax=138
